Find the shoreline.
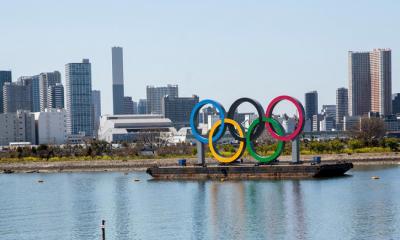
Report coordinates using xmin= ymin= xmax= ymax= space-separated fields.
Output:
xmin=1 ymin=152 xmax=400 ymax=173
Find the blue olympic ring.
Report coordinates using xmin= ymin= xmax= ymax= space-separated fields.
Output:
xmin=189 ymin=99 xmax=226 ymax=144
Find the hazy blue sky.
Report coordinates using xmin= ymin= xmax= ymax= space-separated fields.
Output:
xmin=1 ymin=0 xmax=399 ymax=114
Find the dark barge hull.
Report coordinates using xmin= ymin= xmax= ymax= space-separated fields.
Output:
xmin=146 ymin=162 xmax=353 ymax=180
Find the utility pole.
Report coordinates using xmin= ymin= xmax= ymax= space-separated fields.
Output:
xmin=101 ymin=220 xmax=106 ymax=240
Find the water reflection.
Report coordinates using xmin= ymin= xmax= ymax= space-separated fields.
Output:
xmin=349 ymin=171 xmax=400 ymax=240
xmin=290 ymin=181 xmax=307 ymax=240
xmin=192 ymin=182 xmax=207 ymax=240
xmin=113 ymin=175 xmax=131 ymax=239
xmin=71 ymin=174 xmax=98 ymax=240
xmin=0 ymin=166 xmax=400 ymax=240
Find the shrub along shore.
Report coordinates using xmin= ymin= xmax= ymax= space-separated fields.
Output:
xmin=0 ymin=152 xmax=399 ymax=173
xmin=1 ymin=137 xmax=400 ymax=173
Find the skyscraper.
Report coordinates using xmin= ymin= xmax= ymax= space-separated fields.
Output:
xmin=18 ymin=75 xmax=40 ymax=112
xmin=0 ymin=70 xmax=12 ymax=113
xmin=370 ymin=49 xmax=392 ymax=115
xmin=336 ymin=88 xmax=349 ymax=131
xmin=65 ymin=59 xmax=93 ymax=136
xmin=39 ymin=71 xmax=62 ymax=111
xmin=162 ymin=95 xmax=199 ymax=130
xmin=348 ymin=51 xmax=371 ymax=116
xmin=47 ymin=83 xmax=65 ymax=109
xmin=92 ymin=90 xmax=101 ymax=137
xmin=392 ymin=93 xmax=400 ymax=115
xmin=121 ymin=96 xmax=135 ymax=114
xmin=112 ymin=46 xmax=125 ymax=115
xmin=3 ymin=82 xmax=32 ymax=113
xmin=305 ymin=91 xmax=318 ymax=120
xmin=348 ymin=49 xmax=392 ymax=116
xmin=146 ymin=84 xmax=178 ymax=114
xmin=138 ymin=99 xmax=148 ymax=114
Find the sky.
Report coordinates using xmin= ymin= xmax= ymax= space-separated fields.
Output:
xmin=1 ymin=0 xmax=400 ymax=115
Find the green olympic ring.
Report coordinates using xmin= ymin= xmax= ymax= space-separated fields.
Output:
xmin=246 ymin=117 xmax=285 ymax=163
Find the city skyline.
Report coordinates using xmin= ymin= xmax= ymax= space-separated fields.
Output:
xmin=2 ymin=1 xmax=400 ymax=114
xmin=1 ymin=46 xmax=397 ymax=115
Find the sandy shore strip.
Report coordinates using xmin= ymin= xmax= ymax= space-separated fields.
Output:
xmin=1 ymin=152 xmax=400 ymax=173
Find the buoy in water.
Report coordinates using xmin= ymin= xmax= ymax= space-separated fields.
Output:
xmin=371 ymin=176 xmax=380 ymax=180
xmin=38 ymin=180 xmax=44 ymax=183
xmin=133 ymin=179 xmax=140 ymax=182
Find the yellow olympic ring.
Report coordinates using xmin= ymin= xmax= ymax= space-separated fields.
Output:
xmin=208 ymin=118 xmax=245 ymax=163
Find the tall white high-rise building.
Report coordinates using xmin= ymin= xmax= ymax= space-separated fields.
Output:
xmin=370 ymin=49 xmax=392 ymax=115
xmin=39 ymin=71 xmax=61 ymax=111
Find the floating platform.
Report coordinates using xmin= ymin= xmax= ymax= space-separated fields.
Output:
xmin=146 ymin=161 xmax=353 ymax=180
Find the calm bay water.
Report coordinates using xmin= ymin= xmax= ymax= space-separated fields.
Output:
xmin=1 ymin=165 xmax=400 ymax=240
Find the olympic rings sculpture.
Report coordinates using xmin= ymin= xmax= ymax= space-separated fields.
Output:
xmin=189 ymin=95 xmax=305 ymax=164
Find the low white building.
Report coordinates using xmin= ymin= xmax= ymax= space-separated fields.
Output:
xmin=98 ymin=114 xmax=174 ymax=143
xmin=34 ymin=108 xmax=67 ymax=145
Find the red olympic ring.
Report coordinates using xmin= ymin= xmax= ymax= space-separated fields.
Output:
xmin=265 ymin=95 xmax=305 ymax=141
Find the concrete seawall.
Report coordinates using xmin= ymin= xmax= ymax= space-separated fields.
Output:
xmin=1 ymin=152 xmax=400 ymax=173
